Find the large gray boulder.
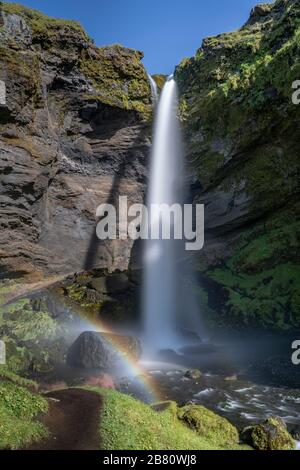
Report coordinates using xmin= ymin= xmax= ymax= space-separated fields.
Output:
xmin=67 ymin=331 xmax=142 ymax=369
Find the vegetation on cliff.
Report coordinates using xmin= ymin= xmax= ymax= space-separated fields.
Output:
xmin=0 ymin=1 xmax=152 ymax=118
xmin=176 ymin=0 xmax=300 ymax=329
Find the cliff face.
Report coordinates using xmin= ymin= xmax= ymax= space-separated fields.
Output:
xmin=0 ymin=2 xmax=152 ymax=281
xmin=176 ymin=0 xmax=300 ymax=329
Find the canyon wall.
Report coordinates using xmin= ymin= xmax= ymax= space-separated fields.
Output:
xmin=0 ymin=2 xmax=152 ymax=281
xmin=176 ymin=0 xmax=300 ymax=329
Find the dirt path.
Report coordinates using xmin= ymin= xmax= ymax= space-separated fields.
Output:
xmin=29 ymin=388 xmax=103 ymax=450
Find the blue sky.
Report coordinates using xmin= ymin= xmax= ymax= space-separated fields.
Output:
xmin=5 ymin=0 xmax=272 ymax=74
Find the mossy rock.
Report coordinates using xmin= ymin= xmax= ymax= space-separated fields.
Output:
xmin=152 ymin=74 xmax=167 ymax=90
xmin=241 ymin=417 xmax=295 ymax=450
xmin=184 ymin=369 xmax=202 ymax=380
xmin=177 ymin=404 xmax=239 ymax=446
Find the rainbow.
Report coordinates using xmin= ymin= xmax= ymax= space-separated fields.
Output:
xmin=48 ymin=288 xmax=163 ymax=402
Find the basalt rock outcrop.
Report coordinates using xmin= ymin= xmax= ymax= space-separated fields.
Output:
xmin=0 ymin=2 xmax=152 ymax=282
xmin=175 ymin=0 xmax=300 ymax=329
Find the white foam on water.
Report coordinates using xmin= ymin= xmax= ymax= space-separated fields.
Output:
xmin=194 ymin=388 xmax=215 ymax=397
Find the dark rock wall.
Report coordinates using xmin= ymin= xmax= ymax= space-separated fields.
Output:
xmin=0 ymin=2 xmax=152 ymax=280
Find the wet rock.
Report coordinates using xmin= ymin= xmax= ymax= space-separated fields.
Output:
xmin=241 ymin=417 xmax=295 ymax=450
xmin=184 ymin=369 xmax=202 ymax=380
xmin=224 ymin=375 xmax=238 ymax=382
xmin=246 ymin=352 xmax=300 ymax=389
xmin=290 ymin=425 xmax=300 ymax=441
xmin=90 ymin=273 xmax=130 ymax=294
xmin=67 ymin=331 xmax=142 ymax=369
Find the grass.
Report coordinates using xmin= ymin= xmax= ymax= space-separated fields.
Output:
xmin=0 ymin=371 xmax=48 ymax=449
xmin=0 ymin=366 xmax=37 ymax=388
xmin=84 ymin=387 xmax=249 ymax=450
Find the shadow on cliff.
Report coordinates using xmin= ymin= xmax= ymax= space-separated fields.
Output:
xmin=83 ymin=157 xmax=127 ymax=271
xmin=83 ymin=128 xmax=149 ymax=271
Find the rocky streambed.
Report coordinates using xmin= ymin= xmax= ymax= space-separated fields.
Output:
xmin=117 ymin=338 xmax=300 ymax=440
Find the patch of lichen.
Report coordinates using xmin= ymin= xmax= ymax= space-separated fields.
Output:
xmin=79 ymin=46 xmax=151 ymax=118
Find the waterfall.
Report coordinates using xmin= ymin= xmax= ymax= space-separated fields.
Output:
xmin=143 ymin=76 xmax=186 ymax=353
xmin=148 ymin=74 xmax=158 ymax=104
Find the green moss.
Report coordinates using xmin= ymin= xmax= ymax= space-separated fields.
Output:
xmin=0 ymin=377 xmax=48 ymax=449
xmin=0 ymin=366 xmax=37 ymax=388
xmin=206 ymin=210 xmax=300 ymax=328
xmin=0 ymin=297 xmax=65 ymax=374
xmin=79 ymin=46 xmax=151 ymax=118
xmin=0 ymin=46 xmax=43 ymax=107
xmin=177 ymin=404 xmax=239 ymax=446
xmin=175 ymin=1 xmax=300 ymax=330
xmin=1 ymin=2 xmax=89 ymax=43
xmin=0 ymin=3 xmax=151 ymax=117
xmin=243 ymin=417 xmax=295 ymax=450
xmin=152 ymin=74 xmax=167 ymax=90
xmin=176 ymin=0 xmax=300 ymax=191
xmin=0 ymin=299 xmax=58 ymax=342
xmin=84 ymin=387 xmax=249 ymax=450
xmin=0 ymin=281 xmax=19 ymax=307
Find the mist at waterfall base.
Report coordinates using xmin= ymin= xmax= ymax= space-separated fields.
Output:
xmin=142 ymin=77 xmax=203 ymax=357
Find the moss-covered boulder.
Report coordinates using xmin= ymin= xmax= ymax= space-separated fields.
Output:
xmin=241 ymin=417 xmax=295 ymax=450
xmin=177 ymin=404 xmax=239 ymax=446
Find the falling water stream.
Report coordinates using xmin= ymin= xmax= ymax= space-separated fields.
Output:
xmin=148 ymin=74 xmax=158 ymax=104
xmin=143 ymin=76 xmax=187 ymax=353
